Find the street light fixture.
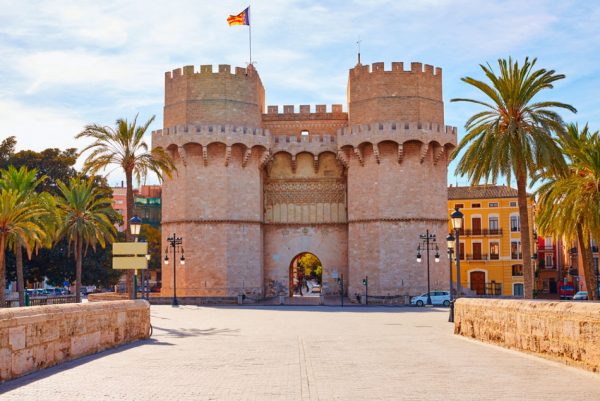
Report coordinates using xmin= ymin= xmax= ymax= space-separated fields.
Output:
xmin=450 ymin=207 xmax=464 ymax=298
xmin=129 ymin=216 xmax=143 ymax=300
xmin=416 ymin=230 xmax=439 ymax=306
xmin=164 ymin=233 xmax=184 ymax=307
xmin=446 ymin=233 xmax=455 ymax=323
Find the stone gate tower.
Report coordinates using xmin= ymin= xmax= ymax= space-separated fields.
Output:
xmin=153 ymin=60 xmax=456 ymax=302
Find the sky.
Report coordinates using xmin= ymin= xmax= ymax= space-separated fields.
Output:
xmin=0 ymin=0 xmax=599 ymax=187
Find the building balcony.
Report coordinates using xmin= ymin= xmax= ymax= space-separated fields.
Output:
xmin=461 ymin=228 xmax=503 ymax=236
xmin=464 ymin=253 xmax=500 ymax=261
xmin=469 ymin=282 xmax=503 ymax=296
xmin=538 ymin=246 xmax=554 ymax=251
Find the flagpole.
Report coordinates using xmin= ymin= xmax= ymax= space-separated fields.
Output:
xmin=248 ymin=6 xmax=252 ymax=65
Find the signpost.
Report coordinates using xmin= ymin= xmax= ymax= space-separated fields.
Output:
xmin=112 ymin=242 xmax=148 ymax=299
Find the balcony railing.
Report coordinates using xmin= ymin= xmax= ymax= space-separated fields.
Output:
xmin=538 ymin=246 xmax=554 ymax=251
xmin=461 ymin=228 xmax=503 ymax=236
xmin=470 ymin=283 xmax=503 ymax=296
xmin=511 ymin=253 xmax=523 ymax=260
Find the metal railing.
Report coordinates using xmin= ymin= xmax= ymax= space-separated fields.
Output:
xmin=471 ymin=283 xmax=503 ymax=296
xmin=2 ymin=295 xmax=77 ymax=308
xmin=461 ymin=228 xmax=503 ymax=236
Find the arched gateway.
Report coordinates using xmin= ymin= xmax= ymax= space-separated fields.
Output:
xmin=289 ymin=253 xmax=323 ymax=297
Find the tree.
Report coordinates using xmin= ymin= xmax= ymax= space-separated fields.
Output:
xmin=0 ymin=166 xmax=57 ymax=305
xmin=55 ymin=178 xmax=117 ymax=303
xmin=8 ymin=148 xmax=78 ymax=195
xmin=451 ymin=57 xmax=576 ymax=298
xmin=0 ymin=136 xmax=16 ymax=168
xmin=536 ymin=123 xmax=600 ymax=300
xmin=0 ymin=189 xmax=47 ymax=306
xmin=76 ymin=115 xmax=175 ymax=297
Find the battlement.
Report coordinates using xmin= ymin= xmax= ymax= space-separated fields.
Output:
xmin=272 ymin=134 xmax=336 ymax=144
xmin=350 ymin=62 xmax=442 ymax=77
xmin=265 ymin=104 xmax=345 ymax=115
xmin=153 ymin=124 xmax=270 ymax=137
xmin=165 ymin=64 xmax=256 ymax=80
xmin=338 ymin=121 xmax=456 ymax=137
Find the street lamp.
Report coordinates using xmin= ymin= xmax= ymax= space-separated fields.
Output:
xmin=450 ymin=207 xmax=464 ymax=297
xmin=447 ymin=233 xmax=455 ymax=323
xmin=129 ymin=216 xmax=142 ymax=300
xmin=416 ymin=230 xmax=439 ymax=306
xmin=164 ymin=233 xmax=184 ymax=307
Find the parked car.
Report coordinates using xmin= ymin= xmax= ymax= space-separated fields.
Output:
xmin=559 ymin=283 xmax=575 ymax=299
xmin=411 ymin=291 xmax=451 ymax=307
xmin=573 ymin=291 xmax=588 ymax=300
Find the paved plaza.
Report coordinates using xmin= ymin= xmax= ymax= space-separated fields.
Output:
xmin=1 ymin=305 xmax=600 ymax=400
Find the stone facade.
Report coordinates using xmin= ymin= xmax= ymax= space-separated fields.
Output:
xmin=152 ymin=61 xmax=457 ymax=302
xmin=0 ymin=300 xmax=150 ymax=382
xmin=454 ymin=298 xmax=600 ymax=372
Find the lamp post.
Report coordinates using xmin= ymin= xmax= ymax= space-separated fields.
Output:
xmin=417 ymin=230 xmax=440 ymax=306
xmin=450 ymin=207 xmax=464 ymax=297
xmin=446 ymin=234 xmax=455 ymax=299
xmin=164 ymin=233 xmax=184 ymax=307
xmin=129 ymin=216 xmax=142 ymax=300
xmin=447 ymin=233 xmax=455 ymax=323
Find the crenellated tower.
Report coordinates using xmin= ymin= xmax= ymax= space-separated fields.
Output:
xmin=340 ymin=62 xmax=456 ymax=299
xmin=155 ymin=64 xmax=267 ymax=298
xmin=153 ymin=60 xmax=456 ymax=304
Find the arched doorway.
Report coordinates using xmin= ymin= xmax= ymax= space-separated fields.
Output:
xmin=289 ymin=252 xmax=323 ymax=297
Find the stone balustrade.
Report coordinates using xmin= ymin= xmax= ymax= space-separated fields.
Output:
xmin=0 ymin=300 xmax=150 ymax=382
xmin=454 ymin=298 xmax=600 ymax=372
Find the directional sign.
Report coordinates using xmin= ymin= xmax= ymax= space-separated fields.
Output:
xmin=112 ymin=242 xmax=148 ymax=270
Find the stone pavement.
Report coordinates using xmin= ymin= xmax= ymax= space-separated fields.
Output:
xmin=1 ymin=305 xmax=600 ymax=401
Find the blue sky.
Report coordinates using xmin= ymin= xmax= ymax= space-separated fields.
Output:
xmin=0 ymin=0 xmax=599 ymax=186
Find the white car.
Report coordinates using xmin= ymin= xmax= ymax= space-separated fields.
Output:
xmin=411 ymin=291 xmax=451 ymax=307
xmin=573 ymin=291 xmax=588 ymax=300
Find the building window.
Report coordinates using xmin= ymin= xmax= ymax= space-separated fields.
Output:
xmin=513 ymin=283 xmax=524 ymax=296
xmin=459 ymin=242 xmax=465 ymax=260
xmin=301 ymin=130 xmax=309 ymax=136
xmin=510 ymin=215 xmax=520 ymax=232
xmin=489 ymin=216 xmax=499 ymax=234
xmin=472 ymin=203 xmax=481 ymax=208
xmin=488 ymin=202 xmax=498 ymax=207
xmin=510 ymin=201 xmax=517 ymax=207
xmin=545 ymin=254 xmax=553 ymax=269
xmin=511 ymin=241 xmax=522 ymax=260
xmin=594 ymin=257 xmax=599 ymax=276
xmin=512 ymin=264 xmax=523 ymax=276
xmin=454 ymin=203 xmax=464 ymax=209
xmin=490 ymin=242 xmax=500 ymax=260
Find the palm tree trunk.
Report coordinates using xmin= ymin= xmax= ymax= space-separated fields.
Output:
xmin=16 ymin=242 xmax=24 ymax=306
xmin=577 ymin=225 xmax=598 ymax=300
xmin=516 ymin=172 xmax=534 ymax=299
xmin=75 ymin=234 xmax=82 ymax=303
xmin=0 ymin=234 xmax=6 ymax=307
xmin=125 ymin=168 xmax=135 ymax=299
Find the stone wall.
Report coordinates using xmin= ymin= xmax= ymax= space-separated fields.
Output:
xmin=454 ymin=298 xmax=600 ymax=372
xmin=0 ymin=300 xmax=150 ymax=382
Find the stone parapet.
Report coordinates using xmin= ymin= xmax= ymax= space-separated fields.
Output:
xmin=0 ymin=300 xmax=150 ymax=382
xmin=454 ymin=298 xmax=600 ymax=372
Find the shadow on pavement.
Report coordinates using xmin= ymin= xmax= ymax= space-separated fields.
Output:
xmin=0 ymin=338 xmax=171 ymax=394
xmin=152 ymin=326 xmax=240 ymax=338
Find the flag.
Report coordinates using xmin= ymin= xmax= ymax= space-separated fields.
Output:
xmin=227 ymin=7 xmax=250 ymax=26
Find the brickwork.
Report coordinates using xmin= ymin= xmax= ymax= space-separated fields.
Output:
xmin=347 ymin=62 xmax=444 ymax=126
xmin=454 ymin=298 xmax=600 ymax=372
xmin=0 ymin=300 xmax=149 ymax=382
xmin=152 ymin=60 xmax=456 ymax=301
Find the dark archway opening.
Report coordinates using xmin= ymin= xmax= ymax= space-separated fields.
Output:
xmin=289 ymin=252 xmax=322 ymax=297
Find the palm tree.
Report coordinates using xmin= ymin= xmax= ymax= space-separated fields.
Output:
xmin=0 ymin=166 xmax=57 ymax=306
xmin=76 ymin=115 xmax=175 ymax=297
xmin=0 ymin=189 xmax=47 ymax=306
xmin=56 ymin=178 xmax=117 ymax=303
xmin=536 ymin=123 xmax=600 ymax=300
xmin=451 ymin=57 xmax=576 ymax=298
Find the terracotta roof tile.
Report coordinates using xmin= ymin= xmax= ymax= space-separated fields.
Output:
xmin=448 ymin=185 xmax=522 ymax=200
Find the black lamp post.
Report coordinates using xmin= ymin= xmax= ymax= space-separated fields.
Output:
xmin=447 ymin=233 xmax=455 ymax=323
xmin=164 ymin=233 xmax=184 ymax=307
xmin=129 ymin=216 xmax=142 ymax=300
xmin=417 ymin=230 xmax=440 ymax=306
xmin=450 ymin=207 xmax=464 ymax=297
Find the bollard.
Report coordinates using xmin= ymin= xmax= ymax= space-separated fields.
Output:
xmin=448 ymin=300 xmax=455 ymax=323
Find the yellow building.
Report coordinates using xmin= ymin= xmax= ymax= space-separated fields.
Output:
xmin=448 ymin=185 xmax=534 ymax=297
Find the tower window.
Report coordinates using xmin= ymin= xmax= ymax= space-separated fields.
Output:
xmin=301 ymin=130 xmax=309 ymax=136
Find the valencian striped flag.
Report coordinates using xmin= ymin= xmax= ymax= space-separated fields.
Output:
xmin=227 ymin=7 xmax=250 ymax=26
